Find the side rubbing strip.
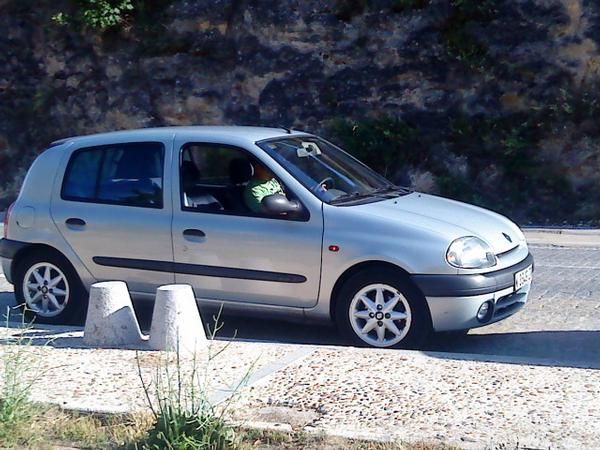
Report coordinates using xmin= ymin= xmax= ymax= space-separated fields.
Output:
xmin=92 ymin=257 xmax=307 ymax=284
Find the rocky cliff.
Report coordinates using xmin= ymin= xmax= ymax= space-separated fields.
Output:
xmin=0 ymin=0 xmax=598 ymax=224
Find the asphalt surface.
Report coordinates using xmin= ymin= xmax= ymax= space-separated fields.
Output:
xmin=1 ymin=237 xmax=599 ymax=368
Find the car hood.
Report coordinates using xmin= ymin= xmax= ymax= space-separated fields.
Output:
xmin=353 ymin=192 xmax=525 ymax=254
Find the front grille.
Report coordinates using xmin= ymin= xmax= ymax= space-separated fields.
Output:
xmin=493 ymin=291 xmax=527 ymax=320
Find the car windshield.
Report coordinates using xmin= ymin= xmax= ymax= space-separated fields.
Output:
xmin=257 ymin=136 xmax=410 ymax=204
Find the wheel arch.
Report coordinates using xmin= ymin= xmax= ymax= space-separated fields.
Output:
xmin=11 ymin=243 xmax=73 ymax=281
xmin=329 ymin=260 xmax=426 ymax=322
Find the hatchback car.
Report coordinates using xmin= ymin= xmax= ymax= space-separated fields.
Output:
xmin=0 ymin=126 xmax=533 ymax=348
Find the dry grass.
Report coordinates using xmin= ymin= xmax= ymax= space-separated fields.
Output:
xmin=2 ymin=407 xmax=464 ymax=450
xmin=237 ymin=428 xmax=461 ymax=450
xmin=4 ymin=405 xmax=152 ymax=449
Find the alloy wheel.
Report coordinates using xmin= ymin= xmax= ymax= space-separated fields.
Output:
xmin=22 ymin=262 xmax=70 ymax=318
xmin=348 ymin=283 xmax=412 ymax=347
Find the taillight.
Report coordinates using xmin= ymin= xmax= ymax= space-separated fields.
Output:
xmin=3 ymin=202 xmax=14 ymax=239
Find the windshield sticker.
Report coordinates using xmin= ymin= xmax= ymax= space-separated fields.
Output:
xmin=297 ymin=142 xmax=322 ymax=158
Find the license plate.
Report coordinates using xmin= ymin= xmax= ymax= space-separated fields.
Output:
xmin=514 ymin=265 xmax=533 ymax=291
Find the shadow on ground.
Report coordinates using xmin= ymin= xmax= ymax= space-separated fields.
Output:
xmin=1 ymin=290 xmax=599 ymax=369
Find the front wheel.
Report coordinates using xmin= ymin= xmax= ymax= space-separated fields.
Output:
xmin=14 ymin=250 xmax=87 ymax=325
xmin=335 ymin=267 xmax=432 ymax=349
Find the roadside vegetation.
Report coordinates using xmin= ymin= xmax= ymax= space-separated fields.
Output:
xmin=0 ymin=406 xmax=465 ymax=449
xmin=132 ymin=317 xmax=243 ymax=450
xmin=0 ymin=309 xmax=465 ymax=449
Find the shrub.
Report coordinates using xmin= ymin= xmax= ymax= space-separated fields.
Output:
xmin=134 ymin=313 xmax=252 ymax=450
xmin=441 ymin=0 xmax=497 ymax=70
xmin=0 ymin=310 xmax=52 ymax=447
xmin=326 ymin=117 xmax=417 ymax=178
xmin=53 ymin=0 xmax=135 ymax=31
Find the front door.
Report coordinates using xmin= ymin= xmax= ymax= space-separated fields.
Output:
xmin=171 ymin=140 xmax=323 ymax=308
xmin=51 ymin=140 xmax=174 ymax=294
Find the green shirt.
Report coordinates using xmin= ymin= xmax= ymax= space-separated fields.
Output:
xmin=244 ymin=178 xmax=285 ymax=212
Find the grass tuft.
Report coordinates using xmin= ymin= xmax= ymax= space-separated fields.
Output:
xmin=133 ymin=309 xmax=250 ymax=450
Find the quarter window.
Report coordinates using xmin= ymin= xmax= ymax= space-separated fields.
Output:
xmin=62 ymin=142 xmax=165 ymax=208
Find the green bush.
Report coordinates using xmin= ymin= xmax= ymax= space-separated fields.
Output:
xmin=53 ymin=0 xmax=135 ymax=31
xmin=327 ymin=117 xmax=417 ymax=178
xmin=441 ymin=0 xmax=497 ymax=70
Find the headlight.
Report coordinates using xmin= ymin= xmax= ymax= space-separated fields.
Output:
xmin=446 ymin=236 xmax=497 ymax=269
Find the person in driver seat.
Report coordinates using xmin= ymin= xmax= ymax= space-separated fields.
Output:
xmin=244 ymin=161 xmax=285 ymax=213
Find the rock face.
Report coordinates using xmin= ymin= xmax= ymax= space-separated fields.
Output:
xmin=0 ymin=0 xmax=598 ymax=224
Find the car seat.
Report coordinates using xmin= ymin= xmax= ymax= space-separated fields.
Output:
xmin=228 ymin=158 xmax=254 ymax=212
xmin=181 ymin=160 xmax=223 ymax=210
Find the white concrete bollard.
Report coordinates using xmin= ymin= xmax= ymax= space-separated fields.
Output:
xmin=83 ymin=281 xmax=146 ymax=349
xmin=148 ymin=284 xmax=207 ymax=354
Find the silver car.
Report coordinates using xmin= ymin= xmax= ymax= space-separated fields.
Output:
xmin=0 ymin=126 xmax=533 ymax=348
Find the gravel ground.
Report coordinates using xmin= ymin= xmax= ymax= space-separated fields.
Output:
xmin=0 ymin=325 xmax=304 ymax=413
xmin=0 ymin=325 xmax=598 ymax=450
xmin=234 ymin=347 xmax=600 ymax=450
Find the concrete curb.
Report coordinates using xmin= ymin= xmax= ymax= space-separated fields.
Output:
xmin=523 ymin=228 xmax=600 ymax=247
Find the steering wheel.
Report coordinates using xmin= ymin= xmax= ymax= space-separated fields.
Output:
xmin=312 ymin=176 xmax=335 ymax=193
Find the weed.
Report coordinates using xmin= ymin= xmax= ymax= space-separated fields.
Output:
xmin=134 ymin=310 xmax=253 ymax=450
xmin=0 ymin=309 xmax=55 ymax=447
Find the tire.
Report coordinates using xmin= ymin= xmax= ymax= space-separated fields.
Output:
xmin=335 ymin=267 xmax=432 ymax=349
xmin=14 ymin=249 xmax=88 ymax=325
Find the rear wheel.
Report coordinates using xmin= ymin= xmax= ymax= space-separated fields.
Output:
xmin=335 ymin=267 xmax=432 ymax=349
xmin=14 ymin=250 xmax=87 ymax=324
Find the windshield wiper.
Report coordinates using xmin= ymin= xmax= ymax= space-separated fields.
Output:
xmin=330 ymin=191 xmax=379 ymax=204
xmin=372 ymin=185 xmax=413 ymax=196
xmin=330 ymin=185 xmax=413 ymax=205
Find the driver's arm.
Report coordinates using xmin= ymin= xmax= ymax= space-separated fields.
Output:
xmin=244 ymin=178 xmax=285 ymax=213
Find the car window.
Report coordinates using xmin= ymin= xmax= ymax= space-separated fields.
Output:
xmin=62 ymin=142 xmax=165 ymax=208
xmin=179 ymin=143 xmax=302 ymax=219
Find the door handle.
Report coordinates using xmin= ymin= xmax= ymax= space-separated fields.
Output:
xmin=66 ymin=218 xmax=86 ymax=226
xmin=183 ymin=229 xmax=206 ymax=238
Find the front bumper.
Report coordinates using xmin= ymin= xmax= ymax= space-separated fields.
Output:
xmin=0 ymin=238 xmax=28 ymax=284
xmin=412 ymin=253 xmax=534 ymax=332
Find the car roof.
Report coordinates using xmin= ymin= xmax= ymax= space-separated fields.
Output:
xmin=51 ymin=126 xmax=310 ymax=147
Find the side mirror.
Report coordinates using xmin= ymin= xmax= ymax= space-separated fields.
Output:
xmin=262 ymin=194 xmax=302 ymax=215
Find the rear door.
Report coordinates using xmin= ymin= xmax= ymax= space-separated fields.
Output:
xmin=51 ymin=140 xmax=174 ymax=295
xmin=171 ymin=139 xmax=323 ymax=308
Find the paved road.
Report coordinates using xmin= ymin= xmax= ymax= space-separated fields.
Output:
xmin=1 ymin=242 xmax=599 ymax=368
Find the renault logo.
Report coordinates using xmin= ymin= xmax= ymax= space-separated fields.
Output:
xmin=502 ymin=233 xmax=513 ymax=243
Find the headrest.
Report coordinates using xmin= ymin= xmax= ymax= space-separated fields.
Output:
xmin=229 ymin=158 xmax=254 ymax=185
xmin=181 ymin=160 xmax=200 ymax=188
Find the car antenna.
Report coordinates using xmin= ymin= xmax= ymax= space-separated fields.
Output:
xmin=279 ymin=125 xmax=292 ymax=134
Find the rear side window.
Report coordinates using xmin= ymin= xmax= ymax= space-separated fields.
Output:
xmin=62 ymin=142 xmax=165 ymax=208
